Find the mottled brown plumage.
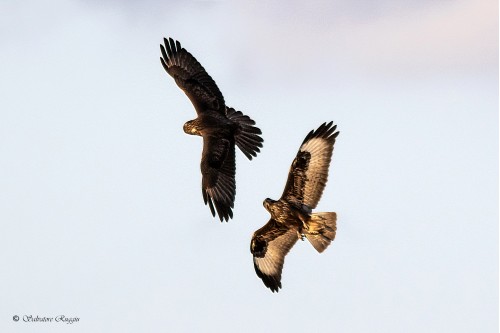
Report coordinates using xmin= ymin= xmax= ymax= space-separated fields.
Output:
xmin=250 ymin=122 xmax=339 ymax=292
xmin=160 ymin=37 xmax=263 ymax=222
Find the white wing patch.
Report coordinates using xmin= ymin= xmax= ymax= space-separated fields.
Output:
xmin=254 ymin=256 xmax=278 ymax=275
xmin=253 ymin=227 xmax=299 ymax=281
xmin=299 ymin=137 xmax=334 ymax=209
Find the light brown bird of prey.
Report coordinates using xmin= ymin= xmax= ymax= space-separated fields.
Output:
xmin=250 ymin=122 xmax=338 ymax=292
xmin=160 ymin=37 xmax=263 ymax=222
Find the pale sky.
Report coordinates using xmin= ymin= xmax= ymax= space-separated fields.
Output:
xmin=0 ymin=1 xmax=498 ymax=332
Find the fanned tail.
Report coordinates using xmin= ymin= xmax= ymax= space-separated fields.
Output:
xmin=226 ymin=107 xmax=263 ymax=160
xmin=304 ymin=212 xmax=337 ymax=253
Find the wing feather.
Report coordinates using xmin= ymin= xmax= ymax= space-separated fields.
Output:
xmin=160 ymin=37 xmax=225 ymax=114
xmin=281 ymin=122 xmax=339 ymax=209
xmin=201 ymin=135 xmax=236 ymax=222
xmin=250 ymin=220 xmax=299 ymax=292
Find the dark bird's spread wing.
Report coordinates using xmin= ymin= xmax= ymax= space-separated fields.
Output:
xmin=201 ymin=135 xmax=236 ymax=222
xmin=281 ymin=122 xmax=339 ymax=209
xmin=250 ymin=220 xmax=299 ymax=292
xmin=160 ymin=37 xmax=225 ymax=114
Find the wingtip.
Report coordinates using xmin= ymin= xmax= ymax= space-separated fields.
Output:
xmin=253 ymin=265 xmax=283 ymax=293
xmin=204 ymin=193 xmax=234 ymax=223
xmin=160 ymin=44 xmax=169 ymax=64
xmin=218 ymin=210 xmax=232 ymax=223
xmin=303 ymin=121 xmax=339 ymax=143
xmin=268 ymin=280 xmax=282 ymax=293
xmin=160 ymin=57 xmax=169 ymax=71
xmin=270 ymin=285 xmax=281 ymax=293
xmin=168 ymin=37 xmax=177 ymax=52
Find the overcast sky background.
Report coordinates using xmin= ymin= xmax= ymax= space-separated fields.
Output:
xmin=0 ymin=1 xmax=498 ymax=332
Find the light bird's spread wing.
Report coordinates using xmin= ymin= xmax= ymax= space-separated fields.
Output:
xmin=281 ymin=122 xmax=339 ymax=209
xmin=201 ymin=135 xmax=236 ymax=222
xmin=160 ymin=37 xmax=225 ymax=114
xmin=250 ymin=220 xmax=299 ymax=292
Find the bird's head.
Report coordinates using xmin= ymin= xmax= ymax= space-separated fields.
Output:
xmin=263 ymin=198 xmax=275 ymax=212
xmin=183 ymin=120 xmax=201 ymax=136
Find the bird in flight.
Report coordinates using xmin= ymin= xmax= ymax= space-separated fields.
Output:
xmin=160 ymin=37 xmax=263 ymax=222
xmin=250 ymin=122 xmax=339 ymax=292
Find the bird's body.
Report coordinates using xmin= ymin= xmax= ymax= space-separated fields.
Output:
xmin=160 ymin=37 xmax=263 ymax=221
xmin=251 ymin=122 xmax=339 ymax=292
xmin=263 ymin=198 xmax=309 ymax=227
xmin=183 ymin=111 xmax=234 ymax=137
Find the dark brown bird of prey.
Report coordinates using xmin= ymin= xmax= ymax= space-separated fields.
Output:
xmin=250 ymin=122 xmax=339 ymax=292
xmin=160 ymin=37 xmax=263 ymax=222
